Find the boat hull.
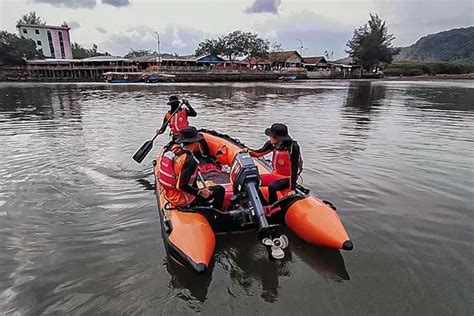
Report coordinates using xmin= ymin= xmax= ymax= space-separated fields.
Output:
xmin=285 ymin=197 xmax=352 ymax=250
xmin=155 ymin=182 xmax=215 ymax=273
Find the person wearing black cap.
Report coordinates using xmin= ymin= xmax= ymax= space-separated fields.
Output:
xmin=158 ymin=126 xmax=225 ymax=210
xmin=245 ymin=123 xmax=302 ymax=205
xmin=157 ymin=95 xmax=197 ymax=138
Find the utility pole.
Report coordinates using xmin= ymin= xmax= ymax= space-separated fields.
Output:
xmin=297 ymin=39 xmax=304 ymax=56
xmin=155 ymin=31 xmax=161 ymax=64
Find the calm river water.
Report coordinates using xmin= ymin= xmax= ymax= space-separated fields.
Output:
xmin=0 ymin=80 xmax=473 ymax=315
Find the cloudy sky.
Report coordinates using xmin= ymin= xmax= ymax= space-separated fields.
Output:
xmin=1 ymin=0 xmax=472 ymax=58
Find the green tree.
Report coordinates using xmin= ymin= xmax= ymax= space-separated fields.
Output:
xmin=195 ymin=39 xmax=224 ymax=56
xmin=346 ymin=14 xmax=400 ymax=70
xmin=195 ymin=31 xmax=269 ymax=61
xmin=0 ymin=31 xmax=43 ymax=65
xmin=242 ymin=32 xmax=269 ymax=59
xmin=71 ymin=42 xmax=89 ymax=59
xmin=124 ymin=49 xmax=154 ymax=58
xmin=17 ymin=11 xmax=45 ymax=25
xmin=220 ymin=31 xmax=244 ymax=60
xmin=71 ymin=42 xmax=108 ymax=59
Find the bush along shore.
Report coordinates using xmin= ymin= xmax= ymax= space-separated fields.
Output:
xmin=384 ymin=61 xmax=474 ymax=77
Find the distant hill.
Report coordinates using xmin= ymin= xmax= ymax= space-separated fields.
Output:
xmin=395 ymin=27 xmax=474 ymax=63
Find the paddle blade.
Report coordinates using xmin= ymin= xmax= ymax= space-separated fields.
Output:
xmin=132 ymin=140 xmax=154 ymax=163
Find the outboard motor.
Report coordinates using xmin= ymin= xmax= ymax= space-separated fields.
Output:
xmin=230 ymin=153 xmax=288 ymax=259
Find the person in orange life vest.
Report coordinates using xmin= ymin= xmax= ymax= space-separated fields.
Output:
xmin=156 ymin=95 xmax=197 ymax=138
xmin=159 ymin=126 xmax=225 ymax=210
xmin=245 ymin=123 xmax=301 ymax=205
xmin=156 ymin=95 xmax=212 ymax=160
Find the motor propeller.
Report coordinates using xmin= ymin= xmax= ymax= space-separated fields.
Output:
xmin=262 ymin=235 xmax=289 ymax=259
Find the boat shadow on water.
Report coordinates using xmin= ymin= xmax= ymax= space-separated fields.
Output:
xmin=165 ymin=230 xmax=350 ymax=303
xmin=136 ymin=178 xmax=155 ymax=191
xmin=165 ymin=258 xmax=214 ymax=303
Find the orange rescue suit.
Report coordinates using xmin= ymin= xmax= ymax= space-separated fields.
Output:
xmin=159 ymin=146 xmax=198 ymax=207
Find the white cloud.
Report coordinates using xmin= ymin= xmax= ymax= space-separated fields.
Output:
xmin=254 ymin=11 xmax=353 ymax=58
xmin=1 ymin=0 xmax=472 ymax=57
xmin=376 ymin=0 xmax=474 ymax=46
xmin=29 ymin=0 xmax=131 ymax=9
xmin=100 ymin=24 xmax=208 ymax=56
xmin=30 ymin=0 xmax=97 ymax=9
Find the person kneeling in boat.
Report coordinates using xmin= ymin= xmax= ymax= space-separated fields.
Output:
xmin=156 ymin=95 xmax=197 ymax=139
xmin=245 ymin=123 xmax=302 ymax=205
xmin=159 ymin=126 xmax=225 ymax=210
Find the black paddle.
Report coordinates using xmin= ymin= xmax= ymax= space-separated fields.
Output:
xmin=132 ymin=103 xmax=183 ymax=163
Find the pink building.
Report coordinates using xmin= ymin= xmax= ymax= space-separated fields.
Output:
xmin=17 ymin=23 xmax=73 ymax=59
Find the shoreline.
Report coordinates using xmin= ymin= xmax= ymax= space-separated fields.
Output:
xmin=1 ymin=77 xmax=472 ymax=83
xmin=0 ymin=67 xmax=473 ymax=83
xmin=382 ymin=74 xmax=474 ymax=81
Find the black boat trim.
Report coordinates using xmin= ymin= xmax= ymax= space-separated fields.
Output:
xmin=167 ymin=239 xmax=208 ymax=274
xmin=342 ymin=240 xmax=354 ymax=251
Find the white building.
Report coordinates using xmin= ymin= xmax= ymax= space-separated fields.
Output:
xmin=17 ymin=23 xmax=73 ymax=59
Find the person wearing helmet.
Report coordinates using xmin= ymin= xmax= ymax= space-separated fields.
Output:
xmin=157 ymin=95 xmax=197 ymax=138
xmin=245 ymin=123 xmax=302 ymax=205
xmin=158 ymin=126 xmax=225 ymax=210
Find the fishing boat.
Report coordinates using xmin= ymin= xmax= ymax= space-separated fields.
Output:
xmin=153 ymin=130 xmax=352 ymax=273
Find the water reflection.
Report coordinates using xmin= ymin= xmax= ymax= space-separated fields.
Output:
xmin=337 ymin=82 xmax=386 ymax=156
xmin=402 ymin=84 xmax=474 ymax=111
xmin=343 ymin=81 xmax=385 ymax=126
xmin=166 ymin=260 xmax=213 ymax=304
xmin=1 ymin=81 xmax=473 ymax=314
xmin=164 ymin=231 xmax=350 ymax=304
xmin=0 ymin=86 xmax=83 ymax=122
xmin=214 ymin=233 xmax=291 ymax=303
xmin=288 ymin=231 xmax=350 ymax=281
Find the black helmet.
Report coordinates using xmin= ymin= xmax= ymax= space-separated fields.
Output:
xmin=265 ymin=123 xmax=291 ymax=141
xmin=167 ymin=95 xmax=180 ymax=106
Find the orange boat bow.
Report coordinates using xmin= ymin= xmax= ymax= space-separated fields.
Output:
xmin=285 ymin=197 xmax=353 ymax=250
xmin=167 ymin=210 xmax=216 ymax=273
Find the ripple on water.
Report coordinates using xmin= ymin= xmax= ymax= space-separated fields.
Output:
xmin=0 ymin=81 xmax=473 ymax=314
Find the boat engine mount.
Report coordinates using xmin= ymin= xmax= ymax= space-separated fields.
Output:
xmin=230 ymin=152 xmax=289 ymax=259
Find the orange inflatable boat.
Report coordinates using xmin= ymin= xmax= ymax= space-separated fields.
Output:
xmin=154 ymin=130 xmax=353 ymax=273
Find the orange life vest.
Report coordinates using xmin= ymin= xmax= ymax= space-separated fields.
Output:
xmin=272 ymin=148 xmax=292 ymax=177
xmin=271 ymin=142 xmax=303 ymax=178
xmin=166 ymin=109 xmax=189 ymax=135
xmin=159 ymin=146 xmax=198 ymax=207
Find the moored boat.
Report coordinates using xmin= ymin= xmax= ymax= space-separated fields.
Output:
xmin=145 ymin=73 xmax=176 ymax=83
xmin=154 ymin=129 xmax=352 ymax=273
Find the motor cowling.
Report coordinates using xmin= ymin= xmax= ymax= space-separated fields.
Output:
xmin=230 ymin=153 xmax=260 ymax=194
